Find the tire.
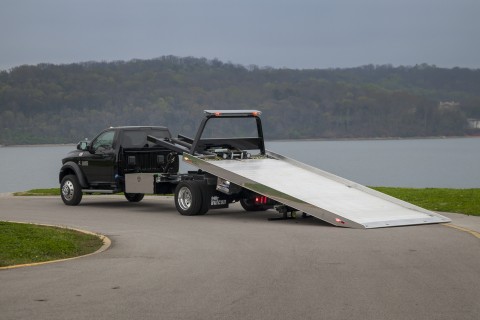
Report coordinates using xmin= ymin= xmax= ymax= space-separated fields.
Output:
xmin=124 ymin=193 xmax=145 ymax=202
xmin=174 ymin=181 xmax=204 ymax=216
xmin=197 ymin=186 xmax=209 ymax=216
xmin=240 ymin=198 xmax=268 ymax=212
xmin=60 ymin=174 xmax=83 ymax=206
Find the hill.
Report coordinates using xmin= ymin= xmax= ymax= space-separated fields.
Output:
xmin=1 ymin=56 xmax=479 ymax=145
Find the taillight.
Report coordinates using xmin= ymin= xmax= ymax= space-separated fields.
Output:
xmin=255 ymin=196 xmax=268 ymax=204
xmin=335 ymin=218 xmax=345 ymax=224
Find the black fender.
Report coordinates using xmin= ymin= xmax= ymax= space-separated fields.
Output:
xmin=59 ymin=161 xmax=89 ymax=188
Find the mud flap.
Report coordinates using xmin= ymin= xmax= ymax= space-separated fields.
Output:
xmin=200 ymin=184 xmax=229 ymax=210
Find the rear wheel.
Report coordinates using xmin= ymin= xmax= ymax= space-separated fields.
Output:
xmin=175 ymin=181 xmax=204 ymax=216
xmin=60 ymin=174 xmax=83 ymax=206
xmin=240 ymin=198 xmax=268 ymax=211
xmin=124 ymin=193 xmax=144 ymax=202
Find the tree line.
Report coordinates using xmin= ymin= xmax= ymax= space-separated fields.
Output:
xmin=0 ymin=56 xmax=479 ymax=145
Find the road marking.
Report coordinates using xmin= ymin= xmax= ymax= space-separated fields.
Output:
xmin=0 ymin=221 xmax=111 ymax=270
xmin=443 ymin=223 xmax=480 ymax=239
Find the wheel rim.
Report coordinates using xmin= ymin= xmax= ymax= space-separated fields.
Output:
xmin=178 ymin=186 xmax=192 ymax=211
xmin=62 ymin=180 xmax=75 ymax=201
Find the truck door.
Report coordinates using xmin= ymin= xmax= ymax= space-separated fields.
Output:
xmin=82 ymin=130 xmax=117 ymax=185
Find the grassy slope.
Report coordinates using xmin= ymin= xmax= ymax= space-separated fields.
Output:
xmin=372 ymin=187 xmax=480 ymax=216
xmin=0 ymin=222 xmax=103 ymax=267
xmin=13 ymin=188 xmax=61 ymax=196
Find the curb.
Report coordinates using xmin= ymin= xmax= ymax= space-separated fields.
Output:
xmin=0 ymin=221 xmax=111 ymax=270
xmin=443 ymin=223 xmax=480 ymax=239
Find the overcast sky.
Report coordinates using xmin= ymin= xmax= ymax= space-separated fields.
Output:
xmin=1 ymin=0 xmax=479 ymax=71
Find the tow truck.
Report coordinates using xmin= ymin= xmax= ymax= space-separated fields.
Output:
xmin=60 ymin=110 xmax=450 ymax=228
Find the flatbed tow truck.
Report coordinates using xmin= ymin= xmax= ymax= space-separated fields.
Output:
xmin=60 ymin=110 xmax=450 ymax=228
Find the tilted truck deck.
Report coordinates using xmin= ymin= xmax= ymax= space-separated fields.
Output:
xmin=150 ymin=110 xmax=450 ymax=229
xmin=183 ymin=151 xmax=449 ymax=228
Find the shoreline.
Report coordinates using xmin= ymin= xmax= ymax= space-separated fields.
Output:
xmin=1 ymin=136 xmax=479 ymax=148
xmin=269 ymin=135 xmax=480 ymax=143
xmin=0 ymin=143 xmax=76 ymax=148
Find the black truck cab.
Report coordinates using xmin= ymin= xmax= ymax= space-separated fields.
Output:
xmin=59 ymin=126 xmax=178 ymax=205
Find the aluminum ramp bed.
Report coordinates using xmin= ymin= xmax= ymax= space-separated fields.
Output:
xmin=185 ymin=150 xmax=451 ymax=229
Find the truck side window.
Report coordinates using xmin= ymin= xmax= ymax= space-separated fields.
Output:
xmin=148 ymin=129 xmax=170 ymax=146
xmin=150 ymin=129 xmax=169 ymax=139
xmin=122 ymin=130 xmax=170 ymax=148
xmin=123 ymin=131 xmax=147 ymax=148
xmin=92 ymin=130 xmax=115 ymax=152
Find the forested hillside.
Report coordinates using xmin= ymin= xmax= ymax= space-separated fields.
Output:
xmin=1 ymin=56 xmax=479 ymax=145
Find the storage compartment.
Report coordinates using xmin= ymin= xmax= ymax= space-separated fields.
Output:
xmin=125 ymin=173 xmax=155 ymax=194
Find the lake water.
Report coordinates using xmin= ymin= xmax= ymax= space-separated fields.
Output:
xmin=0 ymin=137 xmax=479 ymax=193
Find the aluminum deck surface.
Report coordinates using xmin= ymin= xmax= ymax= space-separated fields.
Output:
xmin=186 ymin=151 xmax=451 ymax=228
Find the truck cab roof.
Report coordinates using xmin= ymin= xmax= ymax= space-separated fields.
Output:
xmin=108 ymin=126 xmax=169 ymax=130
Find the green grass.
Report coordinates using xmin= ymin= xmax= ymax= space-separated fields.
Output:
xmin=371 ymin=187 xmax=480 ymax=216
xmin=13 ymin=188 xmax=116 ymax=196
xmin=0 ymin=222 xmax=104 ymax=267
xmin=13 ymin=188 xmax=172 ymax=196
xmin=13 ymin=188 xmax=60 ymax=196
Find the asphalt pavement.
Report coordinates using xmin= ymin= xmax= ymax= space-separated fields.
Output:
xmin=0 ymin=195 xmax=479 ymax=320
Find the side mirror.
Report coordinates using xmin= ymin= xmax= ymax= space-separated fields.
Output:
xmin=76 ymin=140 xmax=90 ymax=151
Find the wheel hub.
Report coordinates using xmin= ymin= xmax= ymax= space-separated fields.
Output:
xmin=177 ymin=186 xmax=192 ymax=210
xmin=62 ymin=181 xmax=74 ymax=201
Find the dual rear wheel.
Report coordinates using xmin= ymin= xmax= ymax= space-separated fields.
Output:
xmin=174 ymin=181 xmax=208 ymax=216
xmin=174 ymin=180 xmax=269 ymax=215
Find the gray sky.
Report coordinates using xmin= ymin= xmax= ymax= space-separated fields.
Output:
xmin=1 ymin=0 xmax=479 ymax=71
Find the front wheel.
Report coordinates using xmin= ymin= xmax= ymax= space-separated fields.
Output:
xmin=174 ymin=181 xmax=204 ymax=216
xmin=60 ymin=174 xmax=83 ymax=206
xmin=124 ymin=193 xmax=144 ymax=202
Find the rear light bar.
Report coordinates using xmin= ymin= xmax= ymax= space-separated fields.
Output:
xmin=204 ymin=110 xmax=262 ymax=117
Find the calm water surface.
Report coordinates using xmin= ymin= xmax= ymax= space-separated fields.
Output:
xmin=0 ymin=138 xmax=479 ymax=193
xmin=268 ymin=137 xmax=480 ymax=189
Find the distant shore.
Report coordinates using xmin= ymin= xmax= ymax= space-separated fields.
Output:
xmin=0 ymin=143 xmax=76 ymax=148
xmin=268 ymin=135 xmax=480 ymax=143
xmin=1 ymin=135 xmax=479 ymax=148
